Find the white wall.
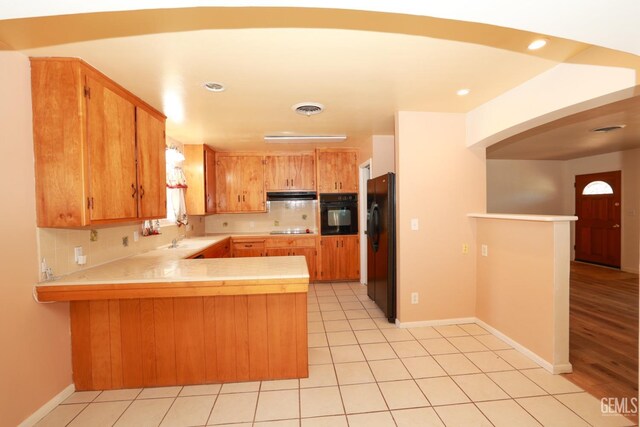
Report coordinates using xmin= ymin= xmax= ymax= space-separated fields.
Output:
xmin=486 ymin=149 xmax=640 ymax=273
xmin=371 ymin=135 xmax=395 ymax=178
xmin=487 ymin=160 xmax=565 ymax=214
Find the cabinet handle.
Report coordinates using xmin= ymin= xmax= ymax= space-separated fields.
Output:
xmin=336 ymin=241 xmax=339 ymax=248
xmin=286 ymin=179 xmax=289 ymax=187
xmin=131 ymin=183 xmax=137 ymax=198
xmin=243 ymin=195 xmax=245 ymax=202
xmin=340 ymin=182 xmax=342 ymax=189
xmin=291 ymin=178 xmax=294 ymax=187
xmin=237 ymin=195 xmax=241 ymax=202
xmin=335 ymin=182 xmax=337 ymax=189
xmin=246 ymin=244 xmax=253 ymax=248
xmin=139 ymin=185 xmax=145 ymax=198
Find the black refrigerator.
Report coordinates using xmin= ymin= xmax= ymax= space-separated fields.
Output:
xmin=366 ymin=172 xmax=396 ymax=322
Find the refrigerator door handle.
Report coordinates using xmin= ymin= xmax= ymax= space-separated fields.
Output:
xmin=369 ymin=202 xmax=380 ymax=252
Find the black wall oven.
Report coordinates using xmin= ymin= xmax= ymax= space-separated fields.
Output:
xmin=320 ymin=193 xmax=358 ymax=235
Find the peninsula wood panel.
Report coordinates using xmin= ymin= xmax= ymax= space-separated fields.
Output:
xmin=69 ymin=293 xmax=308 ymax=390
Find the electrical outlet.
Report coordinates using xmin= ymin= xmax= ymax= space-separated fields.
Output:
xmin=411 ymin=218 xmax=419 ymax=231
xmin=462 ymin=243 xmax=469 ymax=254
xmin=89 ymin=229 xmax=98 ymax=241
xmin=222 ymin=222 xmax=228 ymax=227
xmin=411 ymin=292 xmax=419 ymax=304
xmin=481 ymin=244 xmax=488 ymax=257
xmin=133 ymin=231 xmax=139 ymax=242
xmin=274 ymin=220 xmax=280 ymax=226
xmin=122 ymin=236 xmax=129 ymax=247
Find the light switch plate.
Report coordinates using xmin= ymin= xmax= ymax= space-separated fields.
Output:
xmin=481 ymin=244 xmax=488 ymax=257
xmin=411 ymin=218 xmax=419 ymax=231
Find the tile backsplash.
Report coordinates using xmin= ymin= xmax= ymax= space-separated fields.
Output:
xmin=37 ymin=216 xmax=206 ymax=279
xmin=206 ymin=200 xmax=317 ymax=233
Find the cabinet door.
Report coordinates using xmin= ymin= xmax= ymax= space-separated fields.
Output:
xmin=136 ymin=107 xmax=166 ymax=219
xmin=338 ymin=152 xmax=358 ymax=193
xmin=319 ymin=237 xmax=340 ymax=281
xmin=215 ymin=156 xmax=240 ymax=213
xmin=241 ymin=156 xmax=265 ymax=212
xmin=265 ymin=248 xmax=290 ymax=257
xmin=264 ymin=155 xmax=289 ymax=191
xmin=202 ymin=239 xmax=230 ymax=258
xmin=233 ymin=248 xmax=265 ymax=258
xmin=204 ymin=146 xmax=216 ymax=213
xmin=316 ymin=151 xmax=339 ymax=193
xmin=292 ymin=247 xmax=317 ymax=282
xmin=342 ymin=236 xmax=360 ymax=280
xmin=86 ymin=75 xmax=138 ymax=221
xmin=290 ymin=154 xmax=315 ymax=190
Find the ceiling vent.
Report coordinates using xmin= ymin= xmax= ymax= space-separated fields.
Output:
xmin=292 ymin=102 xmax=324 ymax=116
xmin=591 ymin=124 xmax=626 ymax=133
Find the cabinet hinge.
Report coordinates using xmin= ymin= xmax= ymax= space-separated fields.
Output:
xmin=83 ymin=86 xmax=91 ymax=99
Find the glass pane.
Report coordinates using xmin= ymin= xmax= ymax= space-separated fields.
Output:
xmin=582 ymin=180 xmax=613 ymax=195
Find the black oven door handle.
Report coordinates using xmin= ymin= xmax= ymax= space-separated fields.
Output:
xmin=369 ymin=202 xmax=380 ymax=252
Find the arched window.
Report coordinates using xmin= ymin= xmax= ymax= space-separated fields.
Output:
xmin=582 ymin=180 xmax=613 ymax=195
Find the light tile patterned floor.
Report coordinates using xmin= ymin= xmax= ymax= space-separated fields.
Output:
xmin=36 ymin=282 xmax=634 ymax=427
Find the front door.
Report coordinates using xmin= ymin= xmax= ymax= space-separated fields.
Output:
xmin=575 ymin=171 xmax=621 ymax=268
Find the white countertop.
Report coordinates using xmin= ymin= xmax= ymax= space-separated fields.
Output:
xmin=38 ymin=235 xmax=309 ymax=287
xmin=468 ymin=213 xmax=578 ymax=222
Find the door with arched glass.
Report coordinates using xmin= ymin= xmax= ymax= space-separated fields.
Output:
xmin=574 ymin=170 xmax=621 ymax=268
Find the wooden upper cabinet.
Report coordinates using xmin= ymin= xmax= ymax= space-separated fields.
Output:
xmin=136 ymin=107 xmax=167 ymax=219
xmin=316 ymin=149 xmax=358 ymax=193
xmin=31 ymin=58 xmax=167 ymax=227
xmin=183 ymin=144 xmax=216 ymax=215
xmin=216 ymin=154 xmax=265 ymax=213
xmin=265 ymin=153 xmax=315 ymax=191
xmin=204 ymin=147 xmax=216 ymax=213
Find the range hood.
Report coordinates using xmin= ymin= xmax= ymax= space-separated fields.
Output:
xmin=267 ymin=191 xmax=317 ymax=201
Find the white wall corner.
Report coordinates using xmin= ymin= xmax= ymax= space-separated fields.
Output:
xmin=552 ymin=221 xmax=572 ymax=371
xmin=465 ymin=63 xmax=637 ymax=149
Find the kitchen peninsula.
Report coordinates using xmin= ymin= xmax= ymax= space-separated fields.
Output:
xmin=36 ymin=237 xmax=309 ymax=391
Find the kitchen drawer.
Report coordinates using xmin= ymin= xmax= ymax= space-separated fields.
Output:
xmin=232 ymin=239 xmax=265 ymax=250
xmin=265 ymin=237 xmax=316 ymax=249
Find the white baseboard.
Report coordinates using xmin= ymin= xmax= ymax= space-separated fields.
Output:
xmin=474 ymin=319 xmax=572 ymax=374
xmin=18 ymin=383 xmax=75 ymax=427
xmin=396 ymin=316 xmax=571 ymax=375
xmin=395 ymin=317 xmax=477 ymax=328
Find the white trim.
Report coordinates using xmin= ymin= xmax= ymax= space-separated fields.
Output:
xmin=395 ymin=317 xmax=477 ymax=328
xmin=18 ymin=384 xmax=75 ymax=427
xmin=358 ymin=159 xmax=371 ymax=285
xmin=396 ymin=316 xmax=572 ymax=375
xmin=475 ymin=319 xmax=572 ymax=374
xmin=468 ymin=213 xmax=578 ymax=222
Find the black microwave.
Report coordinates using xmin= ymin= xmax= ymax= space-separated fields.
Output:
xmin=320 ymin=193 xmax=358 ymax=235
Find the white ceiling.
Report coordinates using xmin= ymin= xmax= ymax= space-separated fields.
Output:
xmin=487 ymin=90 xmax=640 ymax=160
xmin=2 ymin=1 xmax=640 ymax=56
xmin=1 ymin=5 xmax=639 ymax=154
xmin=22 ymin=28 xmax=560 ymax=150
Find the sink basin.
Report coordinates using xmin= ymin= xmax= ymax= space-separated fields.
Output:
xmin=164 ymin=242 xmax=202 ymax=250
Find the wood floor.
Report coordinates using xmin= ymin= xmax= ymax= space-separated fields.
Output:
xmin=563 ymin=261 xmax=638 ymax=417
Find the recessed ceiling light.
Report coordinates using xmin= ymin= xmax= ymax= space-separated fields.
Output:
xmin=528 ymin=39 xmax=548 ymax=50
xmin=292 ymin=102 xmax=324 ymax=116
xmin=203 ymin=82 xmax=225 ymax=92
xmin=457 ymin=88 xmax=471 ymax=96
xmin=591 ymin=124 xmax=626 ymax=133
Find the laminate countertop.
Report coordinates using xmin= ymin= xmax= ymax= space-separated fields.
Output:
xmin=35 ymin=235 xmax=309 ymax=302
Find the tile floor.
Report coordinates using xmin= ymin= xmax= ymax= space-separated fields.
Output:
xmin=36 ymin=282 xmax=634 ymax=427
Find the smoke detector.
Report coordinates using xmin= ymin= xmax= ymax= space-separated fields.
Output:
xmin=292 ymin=102 xmax=324 ymax=116
xmin=203 ymin=82 xmax=225 ymax=92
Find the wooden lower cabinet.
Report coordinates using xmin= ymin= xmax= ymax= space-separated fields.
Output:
xmin=188 ymin=239 xmax=230 ymax=259
xmin=232 ymin=239 xmax=266 ymax=257
xmin=266 ymin=247 xmax=317 ymax=282
xmin=70 ymin=294 xmax=308 ymax=390
xmin=318 ymin=235 xmax=360 ymax=281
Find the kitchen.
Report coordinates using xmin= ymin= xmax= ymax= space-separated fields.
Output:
xmin=2 ymin=3 xmax=640 ymax=427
